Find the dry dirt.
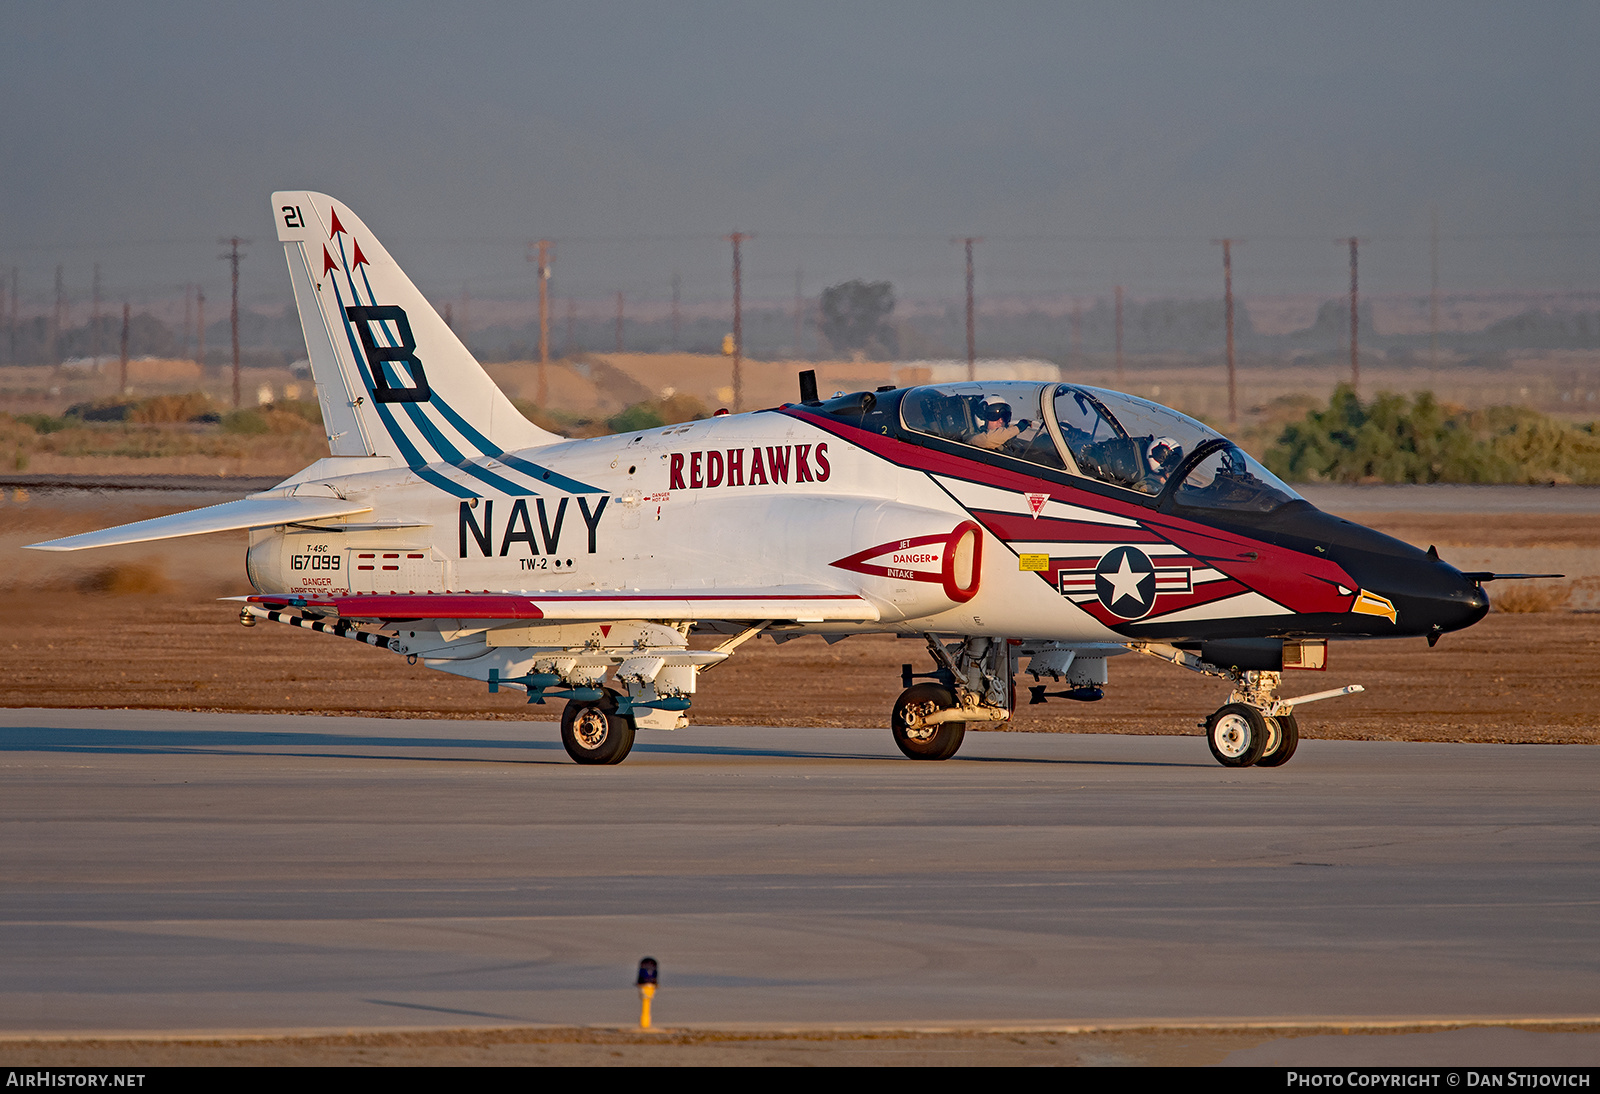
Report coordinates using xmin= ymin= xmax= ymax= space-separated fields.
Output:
xmin=9 ymin=1022 xmax=1596 ymax=1068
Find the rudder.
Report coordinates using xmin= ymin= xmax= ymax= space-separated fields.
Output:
xmin=273 ymin=191 xmax=561 ymax=463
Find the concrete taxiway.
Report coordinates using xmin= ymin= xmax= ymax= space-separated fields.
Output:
xmin=1 ymin=708 xmax=1597 ymax=1035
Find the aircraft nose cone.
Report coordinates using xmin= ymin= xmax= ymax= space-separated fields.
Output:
xmin=1433 ymin=573 xmax=1490 ymax=634
xmin=1384 ymin=563 xmax=1489 ymax=640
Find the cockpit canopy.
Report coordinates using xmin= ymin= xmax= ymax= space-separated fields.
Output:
xmin=898 ymin=381 xmax=1302 ymax=514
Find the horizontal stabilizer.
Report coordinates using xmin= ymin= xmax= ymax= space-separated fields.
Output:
xmin=24 ymin=496 xmax=374 ymax=552
xmin=251 ymin=588 xmax=880 ymax=623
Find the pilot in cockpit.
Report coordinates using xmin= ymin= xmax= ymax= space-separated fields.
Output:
xmin=969 ymin=399 xmax=1030 ymax=451
xmin=1143 ymin=435 xmax=1184 ymax=490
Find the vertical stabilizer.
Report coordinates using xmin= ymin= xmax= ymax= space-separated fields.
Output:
xmin=273 ymin=191 xmax=562 ymax=463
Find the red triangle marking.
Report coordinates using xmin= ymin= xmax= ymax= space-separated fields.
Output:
xmin=351 ymin=239 xmax=369 ymax=267
xmin=322 ymin=247 xmax=338 ymax=276
xmin=599 ymin=625 xmax=612 ymax=638
xmin=328 ymin=208 xmax=346 ymax=237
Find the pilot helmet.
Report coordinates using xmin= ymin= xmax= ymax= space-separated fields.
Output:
xmin=1147 ymin=436 xmax=1182 ymax=473
xmin=980 ymin=400 xmax=1013 ymax=425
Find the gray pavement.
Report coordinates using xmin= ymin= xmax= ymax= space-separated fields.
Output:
xmin=1 ymin=708 xmax=1597 ymax=1036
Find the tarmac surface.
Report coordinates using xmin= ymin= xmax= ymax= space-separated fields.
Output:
xmin=3 ymin=708 xmax=1598 ymax=1052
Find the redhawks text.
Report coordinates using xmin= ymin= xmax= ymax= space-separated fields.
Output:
xmin=669 ymin=444 xmax=830 ymax=490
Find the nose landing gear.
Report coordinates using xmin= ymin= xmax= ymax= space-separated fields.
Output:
xmin=1206 ymin=703 xmax=1268 ymax=767
xmin=1133 ymin=642 xmax=1358 ymax=769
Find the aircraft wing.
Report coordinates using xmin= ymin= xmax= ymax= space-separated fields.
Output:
xmin=23 ymin=496 xmax=375 ymax=552
xmin=250 ymin=587 xmax=880 ymax=623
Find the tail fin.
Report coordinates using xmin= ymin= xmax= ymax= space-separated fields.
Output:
xmin=274 ymin=191 xmax=562 ymax=463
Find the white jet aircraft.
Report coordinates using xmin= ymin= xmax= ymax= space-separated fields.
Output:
xmin=29 ymin=192 xmax=1503 ymax=767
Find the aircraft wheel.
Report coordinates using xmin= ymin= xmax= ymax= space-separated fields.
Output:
xmin=1205 ymin=702 xmax=1268 ymax=767
xmin=1256 ymin=711 xmax=1300 ymax=768
xmin=891 ymin=683 xmax=966 ymax=760
xmin=560 ymin=690 xmax=635 ymax=765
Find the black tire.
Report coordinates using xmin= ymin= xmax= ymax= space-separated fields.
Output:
xmin=1205 ymin=702 xmax=1268 ymax=768
xmin=1256 ymin=711 xmax=1300 ymax=767
xmin=891 ymin=683 xmax=966 ymax=760
xmin=560 ymin=689 xmax=635 ymax=765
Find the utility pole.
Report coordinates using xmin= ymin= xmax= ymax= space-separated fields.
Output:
xmin=181 ymin=284 xmax=192 ymax=361
xmin=195 ymin=287 xmax=205 ymax=372
xmin=670 ymin=272 xmax=681 ymax=352
xmin=6 ymin=269 xmax=15 ymax=364
xmin=1345 ymin=237 xmax=1360 ymax=397
xmin=1212 ymin=239 xmax=1242 ymax=426
xmin=566 ymin=296 xmax=577 ymax=356
xmin=52 ymin=265 xmax=65 ymax=369
xmin=527 ymin=239 xmax=551 ymax=405
xmin=1070 ymin=299 xmax=1083 ymax=372
xmin=220 ymin=237 xmax=249 ymax=408
xmin=614 ymin=291 xmax=625 ymax=354
xmin=1430 ymin=208 xmax=1440 ymax=382
xmin=728 ymin=231 xmax=750 ymax=411
xmin=91 ymin=264 xmax=102 ymax=369
xmin=956 ymin=237 xmax=980 ymax=381
xmin=118 ymin=302 xmax=130 ymax=395
xmin=793 ymin=267 xmax=804 ymax=359
xmin=1114 ymin=285 xmax=1124 ymax=384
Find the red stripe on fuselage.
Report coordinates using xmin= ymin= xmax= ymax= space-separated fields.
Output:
xmin=971 ymin=510 xmax=1165 ymax=545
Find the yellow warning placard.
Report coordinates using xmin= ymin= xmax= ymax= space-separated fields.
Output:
xmin=1018 ymin=553 xmax=1050 ymax=571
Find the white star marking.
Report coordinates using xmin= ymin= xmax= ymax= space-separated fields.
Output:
xmin=1102 ymin=554 xmax=1150 ymax=607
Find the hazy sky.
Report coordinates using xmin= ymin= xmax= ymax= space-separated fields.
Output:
xmin=3 ymin=1 xmax=1598 ymax=311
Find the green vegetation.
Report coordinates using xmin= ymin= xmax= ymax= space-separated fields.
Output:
xmin=0 ymin=392 xmax=326 ymax=466
xmin=1264 ymin=385 xmax=1600 ymax=484
xmin=820 ymin=280 xmax=898 ymax=357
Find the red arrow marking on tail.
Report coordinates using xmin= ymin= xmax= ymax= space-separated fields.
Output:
xmin=351 ymin=239 xmax=369 ymax=267
xmin=328 ymin=208 xmax=346 ymax=237
xmin=322 ymin=247 xmax=338 ymax=276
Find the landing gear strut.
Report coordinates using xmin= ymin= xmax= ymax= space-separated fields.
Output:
xmin=890 ymin=634 xmax=1017 ymax=760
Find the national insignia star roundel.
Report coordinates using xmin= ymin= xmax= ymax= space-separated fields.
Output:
xmin=1094 ymin=545 xmax=1157 ymax=618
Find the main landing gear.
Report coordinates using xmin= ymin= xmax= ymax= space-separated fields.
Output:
xmin=560 ymin=688 xmax=636 ymax=765
xmin=891 ymin=635 xmax=1017 ymax=760
xmin=1134 ymin=643 xmax=1358 ymax=769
